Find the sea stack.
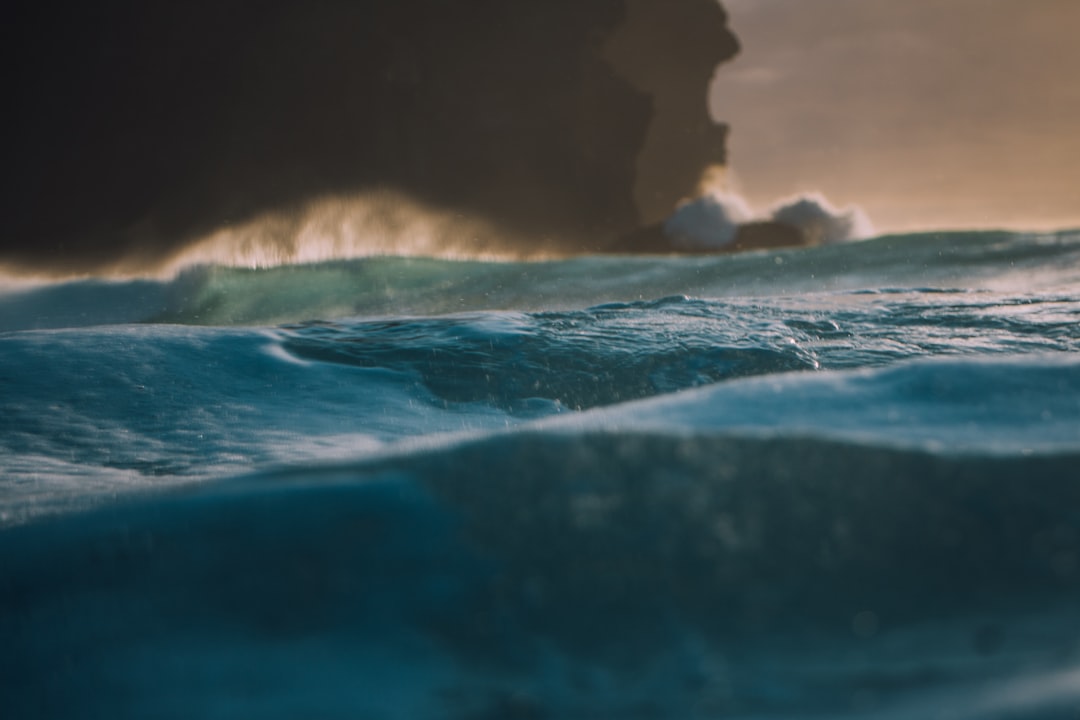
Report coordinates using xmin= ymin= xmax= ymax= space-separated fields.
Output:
xmin=3 ymin=0 xmax=747 ymax=270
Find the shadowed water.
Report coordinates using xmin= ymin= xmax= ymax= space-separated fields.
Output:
xmin=2 ymin=230 xmax=1080 ymax=718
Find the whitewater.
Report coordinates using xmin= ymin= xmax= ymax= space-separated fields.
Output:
xmin=3 ymin=220 xmax=1080 ymax=718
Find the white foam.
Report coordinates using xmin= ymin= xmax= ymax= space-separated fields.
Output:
xmin=663 ymin=192 xmax=752 ymax=249
xmin=769 ymin=192 xmax=876 ymax=245
xmin=661 ymin=187 xmax=875 ymax=250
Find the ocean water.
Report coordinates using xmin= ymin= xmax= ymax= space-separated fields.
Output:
xmin=2 ymin=228 xmax=1080 ymax=718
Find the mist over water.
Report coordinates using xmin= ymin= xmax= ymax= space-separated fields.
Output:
xmin=166 ymin=186 xmax=876 ymax=272
xmin=665 ymin=187 xmax=874 ymax=250
xmin=159 ymin=191 xmax=520 ymax=272
xmin=0 ymin=181 xmax=880 ymax=282
xmin=0 ymin=193 xmax=869 ymax=291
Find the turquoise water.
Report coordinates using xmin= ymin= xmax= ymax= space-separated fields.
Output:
xmin=2 ymin=229 xmax=1080 ymax=718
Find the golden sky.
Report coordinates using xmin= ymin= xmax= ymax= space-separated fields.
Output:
xmin=711 ymin=0 xmax=1080 ymax=232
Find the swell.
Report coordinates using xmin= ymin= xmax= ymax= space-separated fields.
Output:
xmin=153 ymin=229 xmax=1080 ymax=325
xmin=6 ymin=430 xmax=1078 ymax=633
xmin=278 ymin=294 xmax=1080 ymax=418
xmin=281 ymin=300 xmax=820 ymax=411
xmin=3 ymin=429 xmax=1079 ymax=718
xmin=1 ymin=229 xmax=1078 ymax=330
xmin=2 ymin=316 xmax=1078 ymax=527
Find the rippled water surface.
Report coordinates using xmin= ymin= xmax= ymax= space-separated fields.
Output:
xmin=3 ymin=230 xmax=1080 ymax=718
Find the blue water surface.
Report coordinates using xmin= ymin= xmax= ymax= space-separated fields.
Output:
xmin=2 ymin=229 xmax=1080 ymax=718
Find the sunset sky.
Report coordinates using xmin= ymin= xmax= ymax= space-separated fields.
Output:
xmin=710 ymin=0 xmax=1080 ymax=233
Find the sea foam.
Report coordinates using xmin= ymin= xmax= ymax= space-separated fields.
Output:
xmin=665 ymin=188 xmax=875 ymax=249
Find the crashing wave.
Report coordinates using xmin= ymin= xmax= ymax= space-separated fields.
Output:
xmin=664 ymin=189 xmax=875 ymax=250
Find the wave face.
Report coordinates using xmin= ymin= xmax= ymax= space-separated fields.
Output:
xmin=3 ymin=229 xmax=1080 ymax=718
xmin=4 ymin=228 xmax=1080 ymax=330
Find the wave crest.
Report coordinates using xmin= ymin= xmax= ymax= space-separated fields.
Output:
xmin=665 ymin=188 xmax=875 ymax=250
xmin=159 ymin=191 xmax=532 ymax=275
xmin=162 ymin=184 xmax=875 ymax=274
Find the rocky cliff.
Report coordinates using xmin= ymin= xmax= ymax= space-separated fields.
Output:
xmin=2 ymin=0 xmax=740 ymax=270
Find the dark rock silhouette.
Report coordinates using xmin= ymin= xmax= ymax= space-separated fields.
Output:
xmin=2 ymin=0 xmax=742 ymax=272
